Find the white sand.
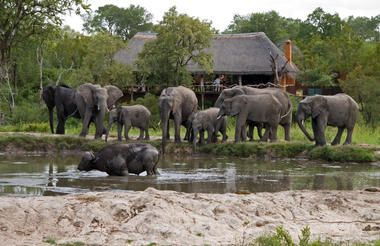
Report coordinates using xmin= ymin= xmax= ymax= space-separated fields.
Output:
xmin=0 ymin=188 xmax=379 ymax=246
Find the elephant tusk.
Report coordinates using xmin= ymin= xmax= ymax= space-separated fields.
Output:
xmin=216 ymin=115 xmax=222 ymax=120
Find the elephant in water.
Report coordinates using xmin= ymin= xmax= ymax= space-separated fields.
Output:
xmin=78 ymin=143 xmax=160 ymax=176
xmin=159 ymin=86 xmax=198 ymax=154
xmin=74 ymin=83 xmax=123 ymax=139
xmin=296 ymin=93 xmax=359 ymax=146
xmin=105 ymin=105 xmax=151 ymax=142
xmin=214 ymin=86 xmax=292 ymax=141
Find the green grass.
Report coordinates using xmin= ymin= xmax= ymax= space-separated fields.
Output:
xmin=251 ymin=226 xmax=380 ymax=246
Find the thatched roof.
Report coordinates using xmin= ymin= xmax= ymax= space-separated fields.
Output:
xmin=114 ymin=32 xmax=298 ymax=78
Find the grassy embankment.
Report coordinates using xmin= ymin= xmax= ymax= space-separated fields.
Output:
xmin=0 ymin=124 xmax=379 ymax=162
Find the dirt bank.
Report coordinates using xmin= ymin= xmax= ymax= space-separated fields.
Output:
xmin=0 ymin=188 xmax=379 ymax=246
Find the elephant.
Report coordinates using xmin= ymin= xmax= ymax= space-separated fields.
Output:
xmin=296 ymin=93 xmax=359 ymax=146
xmin=158 ymin=86 xmax=198 ymax=154
xmin=217 ymin=94 xmax=283 ymax=143
xmin=74 ymin=83 xmax=123 ymax=139
xmin=42 ymin=84 xmax=81 ymax=134
xmin=105 ymin=105 xmax=151 ymax=142
xmin=190 ymin=107 xmax=228 ymax=152
xmin=77 ymin=143 xmax=160 ymax=176
xmin=214 ymin=86 xmax=292 ymax=141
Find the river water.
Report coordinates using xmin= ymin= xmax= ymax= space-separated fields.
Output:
xmin=0 ymin=153 xmax=379 ymax=196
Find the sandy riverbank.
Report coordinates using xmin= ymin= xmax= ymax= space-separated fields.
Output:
xmin=0 ymin=188 xmax=379 ymax=245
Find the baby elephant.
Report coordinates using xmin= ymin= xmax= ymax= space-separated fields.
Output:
xmin=190 ymin=107 xmax=228 ymax=152
xmin=78 ymin=143 xmax=160 ymax=176
xmin=105 ymin=105 xmax=151 ymax=142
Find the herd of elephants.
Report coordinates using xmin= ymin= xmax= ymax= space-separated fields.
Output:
xmin=43 ymin=83 xmax=359 ymax=176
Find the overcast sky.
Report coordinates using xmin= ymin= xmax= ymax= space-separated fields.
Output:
xmin=63 ymin=0 xmax=380 ymax=33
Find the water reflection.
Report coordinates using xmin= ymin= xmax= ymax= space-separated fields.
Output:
xmin=0 ymin=154 xmax=379 ymax=196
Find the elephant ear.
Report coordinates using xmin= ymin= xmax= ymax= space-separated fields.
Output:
xmin=42 ymin=84 xmax=56 ymax=108
xmin=230 ymin=96 xmax=246 ymax=116
xmin=311 ymin=96 xmax=327 ymax=118
xmin=77 ymin=83 xmax=97 ymax=107
xmin=232 ymin=88 xmax=245 ymax=96
xmin=104 ymin=85 xmax=123 ymax=109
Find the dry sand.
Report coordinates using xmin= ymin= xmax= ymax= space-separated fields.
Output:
xmin=0 ymin=188 xmax=379 ymax=246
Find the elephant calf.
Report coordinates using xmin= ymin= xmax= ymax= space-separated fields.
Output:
xmin=78 ymin=143 xmax=160 ymax=176
xmin=105 ymin=105 xmax=151 ymax=142
xmin=190 ymin=107 xmax=228 ymax=151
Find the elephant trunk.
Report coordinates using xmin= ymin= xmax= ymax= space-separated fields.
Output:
xmin=192 ymin=127 xmax=199 ymax=153
xmin=297 ymin=114 xmax=314 ymax=141
xmin=105 ymin=119 xmax=114 ymax=142
xmin=214 ymin=97 xmax=223 ymax=108
xmin=161 ymin=109 xmax=170 ymax=155
xmin=95 ymin=105 xmax=107 ymax=139
xmin=48 ymin=107 xmax=54 ymax=134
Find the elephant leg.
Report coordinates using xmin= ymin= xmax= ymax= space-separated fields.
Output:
xmin=247 ymin=123 xmax=254 ymax=141
xmin=124 ymin=121 xmax=132 ymax=140
xmin=199 ymin=129 xmax=205 ymax=145
xmin=313 ymin=118 xmax=326 ymax=146
xmin=144 ymin=127 xmax=150 ymax=140
xmin=344 ymin=127 xmax=354 ymax=145
xmin=206 ymin=128 xmax=215 ymax=144
xmin=136 ymin=126 xmax=144 ymax=140
xmin=234 ymin=118 xmax=245 ymax=143
xmin=56 ymin=105 xmax=66 ymax=134
xmin=270 ymin=125 xmax=278 ymax=142
xmin=117 ymin=122 xmax=123 ymax=141
xmin=331 ymin=127 xmax=344 ymax=145
xmin=260 ymin=124 xmax=270 ymax=142
xmin=173 ymin=114 xmax=182 ymax=143
xmin=79 ymin=108 xmax=92 ymax=137
xmin=184 ymin=120 xmax=191 ymax=141
xmin=165 ymin=120 xmax=170 ymax=140
xmin=257 ymin=123 xmax=263 ymax=139
xmin=282 ymin=123 xmax=291 ymax=141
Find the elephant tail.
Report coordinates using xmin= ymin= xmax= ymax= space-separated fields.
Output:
xmin=65 ymin=108 xmax=79 ymax=121
xmin=280 ymin=103 xmax=292 ymax=119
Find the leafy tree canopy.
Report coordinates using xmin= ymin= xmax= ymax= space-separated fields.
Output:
xmin=82 ymin=4 xmax=153 ymax=40
xmin=0 ymin=0 xmax=89 ymax=65
xmin=136 ymin=6 xmax=214 ymax=87
xmin=225 ymin=11 xmax=301 ymax=43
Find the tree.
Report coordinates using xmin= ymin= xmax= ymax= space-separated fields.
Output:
xmin=0 ymin=0 xmax=88 ymax=66
xmin=224 ymin=11 xmax=301 ymax=43
xmin=81 ymin=33 xmax=134 ymax=89
xmin=136 ymin=6 xmax=214 ymax=87
xmin=297 ymin=7 xmax=344 ymax=42
xmin=82 ymin=4 xmax=153 ymax=40
xmin=0 ymin=0 xmax=88 ymax=120
xmin=347 ymin=15 xmax=380 ymax=41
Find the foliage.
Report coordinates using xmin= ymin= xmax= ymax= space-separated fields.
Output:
xmin=308 ymin=145 xmax=375 ymax=162
xmin=136 ymin=6 xmax=214 ymax=87
xmin=225 ymin=11 xmax=301 ymax=43
xmin=82 ymin=4 xmax=153 ymax=40
xmin=340 ymin=68 xmax=380 ymax=127
xmin=296 ymin=69 xmax=333 ymax=87
xmin=81 ymin=33 xmax=133 ymax=86
xmin=0 ymin=0 xmax=88 ymax=65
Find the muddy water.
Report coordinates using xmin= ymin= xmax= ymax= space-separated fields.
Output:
xmin=0 ymin=154 xmax=379 ymax=196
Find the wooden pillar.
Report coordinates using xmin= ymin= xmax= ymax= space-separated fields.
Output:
xmin=238 ymin=75 xmax=242 ymax=86
xmin=201 ymin=76 xmax=204 ymax=109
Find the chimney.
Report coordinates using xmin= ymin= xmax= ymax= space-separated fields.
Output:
xmin=285 ymin=40 xmax=292 ymax=64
